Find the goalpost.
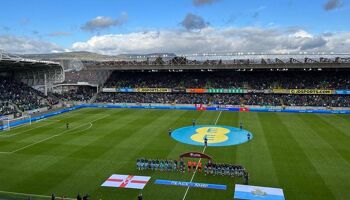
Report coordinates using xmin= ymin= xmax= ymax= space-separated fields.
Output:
xmin=0 ymin=115 xmax=31 ymax=131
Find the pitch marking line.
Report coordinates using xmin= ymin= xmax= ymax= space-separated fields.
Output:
xmin=182 ymin=111 xmax=222 ymax=200
xmin=0 ymin=112 xmax=82 ymax=137
xmin=0 ymin=122 xmax=56 ymax=138
xmin=0 ymin=114 xmax=109 ymax=154
xmin=0 ymin=190 xmax=75 ymax=200
xmin=67 ymin=122 xmax=93 ymax=135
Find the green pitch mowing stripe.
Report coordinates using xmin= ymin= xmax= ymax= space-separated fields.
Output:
xmin=0 ymin=109 xmax=349 ymax=200
xmin=258 ymin=113 xmax=336 ymax=199
xmin=181 ymin=111 xmax=222 ymax=200
xmin=236 ymin=112 xmax=280 ymax=186
xmin=283 ymin=114 xmax=350 ymax=200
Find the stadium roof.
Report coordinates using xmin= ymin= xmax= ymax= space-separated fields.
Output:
xmin=85 ymin=53 xmax=350 ymax=70
xmin=0 ymin=50 xmax=61 ymax=72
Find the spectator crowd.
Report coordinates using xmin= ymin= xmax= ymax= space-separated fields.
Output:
xmin=0 ymin=79 xmax=59 ymax=115
xmin=104 ymin=70 xmax=350 ymax=90
xmin=53 ymin=86 xmax=96 ymax=102
xmin=1 ymin=69 xmax=350 ymax=115
xmin=96 ymin=93 xmax=350 ymax=107
xmin=96 ymin=70 xmax=350 ymax=107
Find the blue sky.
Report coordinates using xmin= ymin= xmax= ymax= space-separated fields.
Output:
xmin=0 ymin=0 xmax=349 ymax=54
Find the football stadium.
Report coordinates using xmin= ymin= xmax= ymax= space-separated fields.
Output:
xmin=1 ymin=1 xmax=350 ymax=200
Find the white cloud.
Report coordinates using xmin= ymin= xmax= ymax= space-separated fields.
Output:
xmin=0 ymin=35 xmax=63 ymax=54
xmin=2 ymin=27 xmax=350 ymax=55
xmin=292 ymin=30 xmax=313 ymax=38
xmin=71 ymin=27 xmax=350 ymax=55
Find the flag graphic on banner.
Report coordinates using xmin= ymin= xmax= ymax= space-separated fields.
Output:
xmin=101 ymin=174 xmax=151 ymax=189
xmin=234 ymin=184 xmax=285 ymax=200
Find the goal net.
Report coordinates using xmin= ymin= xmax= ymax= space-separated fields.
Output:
xmin=0 ymin=115 xmax=31 ymax=131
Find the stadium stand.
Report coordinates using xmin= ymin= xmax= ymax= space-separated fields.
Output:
xmin=0 ymin=102 xmax=15 ymax=116
xmin=53 ymin=86 xmax=96 ymax=102
xmin=95 ymin=70 xmax=350 ymax=107
xmin=103 ymin=71 xmax=350 ymax=90
xmin=0 ymin=78 xmax=59 ymax=112
xmin=1 ymin=51 xmax=350 ymax=118
xmin=95 ymin=93 xmax=350 ymax=107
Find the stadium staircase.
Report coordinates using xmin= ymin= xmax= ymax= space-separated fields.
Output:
xmin=10 ymin=102 xmax=20 ymax=112
xmin=88 ymin=91 xmax=99 ymax=104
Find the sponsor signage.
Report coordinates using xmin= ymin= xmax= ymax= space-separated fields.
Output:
xmin=234 ymin=184 xmax=285 ymax=200
xmin=101 ymin=174 xmax=151 ymax=189
xmin=179 ymin=152 xmax=212 ymax=160
xmin=289 ymin=89 xmax=333 ymax=95
xmin=172 ymin=88 xmax=186 ymax=93
xmin=247 ymin=89 xmax=271 ymax=93
xmin=207 ymin=88 xmax=246 ymax=93
xmin=186 ymin=88 xmax=206 ymax=93
xmin=104 ymin=88 xmax=170 ymax=93
xmin=187 ymin=88 xmax=246 ymax=94
xmin=335 ymin=90 xmax=350 ymax=95
xmin=273 ymin=89 xmax=334 ymax=95
xmin=272 ymin=89 xmax=289 ymax=94
xmin=135 ymin=88 xmax=171 ymax=93
xmin=102 ymin=88 xmax=117 ymax=92
xmin=155 ymin=179 xmax=227 ymax=190
xmin=118 ymin=88 xmax=134 ymax=92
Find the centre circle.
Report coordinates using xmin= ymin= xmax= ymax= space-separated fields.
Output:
xmin=171 ymin=125 xmax=253 ymax=147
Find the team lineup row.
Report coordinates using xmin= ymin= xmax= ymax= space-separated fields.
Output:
xmin=136 ymin=158 xmax=249 ymax=184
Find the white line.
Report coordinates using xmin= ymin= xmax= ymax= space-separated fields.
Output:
xmin=67 ymin=122 xmax=93 ymax=135
xmin=182 ymin=111 xmax=222 ymax=200
xmin=0 ymin=190 xmax=75 ymax=200
xmin=10 ymin=123 xmax=89 ymax=153
xmin=214 ymin=110 xmax=222 ymax=125
xmin=10 ymin=115 xmax=108 ymax=153
xmin=36 ymin=119 xmax=61 ymax=122
xmin=0 ymin=122 xmax=55 ymax=138
xmin=0 ymin=112 xmax=80 ymax=137
xmin=182 ymin=146 xmax=206 ymax=200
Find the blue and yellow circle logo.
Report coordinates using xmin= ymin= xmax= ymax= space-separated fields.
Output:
xmin=171 ymin=125 xmax=253 ymax=147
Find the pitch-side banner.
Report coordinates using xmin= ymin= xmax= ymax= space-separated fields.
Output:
xmin=335 ymin=90 xmax=350 ymax=95
xmin=273 ymin=89 xmax=334 ymax=95
xmin=289 ymin=89 xmax=333 ymax=95
xmin=272 ymin=89 xmax=289 ymax=94
xmin=207 ymin=88 xmax=246 ymax=93
xmin=186 ymin=88 xmax=206 ymax=93
xmin=102 ymin=88 xmax=117 ymax=92
xmin=186 ymin=88 xmax=246 ymax=93
xmin=135 ymin=88 xmax=171 ymax=93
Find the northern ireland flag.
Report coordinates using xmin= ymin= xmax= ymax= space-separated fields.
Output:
xmin=101 ymin=174 xmax=151 ymax=189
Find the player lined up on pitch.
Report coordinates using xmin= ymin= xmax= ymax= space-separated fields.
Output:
xmin=137 ymin=158 xmax=179 ymax=171
xmin=136 ymin=158 xmax=249 ymax=184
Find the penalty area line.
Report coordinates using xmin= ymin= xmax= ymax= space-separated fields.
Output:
xmin=9 ymin=114 xmax=108 ymax=154
xmin=0 ymin=112 xmax=83 ymax=138
xmin=0 ymin=190 xmax=75 ymax=200
xmin=182 ymin=111 xmax=222 ymax=200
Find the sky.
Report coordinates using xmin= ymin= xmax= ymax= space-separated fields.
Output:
xmin=0 ymin=0 xmax=349 ymax=55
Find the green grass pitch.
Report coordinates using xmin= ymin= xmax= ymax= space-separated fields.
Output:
xmin=0 ymin=108 xmax=349 ymax=200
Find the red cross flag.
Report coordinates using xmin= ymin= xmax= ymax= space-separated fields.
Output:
xmin=101 ymin=174 xmax=151 ymax=189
